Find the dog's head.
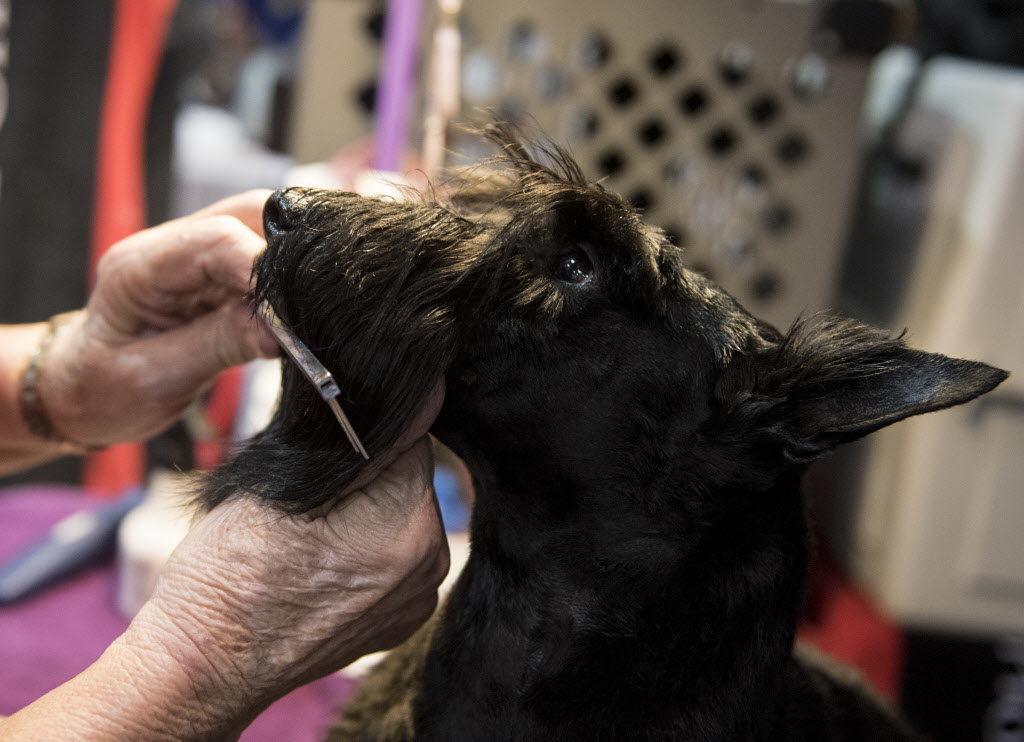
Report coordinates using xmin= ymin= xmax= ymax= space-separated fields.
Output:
xmin=203 ymin=124 xmax=1007 ymax=519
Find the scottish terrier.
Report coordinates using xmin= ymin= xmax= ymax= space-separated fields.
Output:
xmin=202 ymin=124 xmax=1007 ymax=741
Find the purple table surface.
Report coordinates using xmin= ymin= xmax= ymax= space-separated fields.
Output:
xmin=0 ymin=486 xmax=356 ymax=740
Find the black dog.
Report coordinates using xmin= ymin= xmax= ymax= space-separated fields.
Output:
xmin=201 ymin=125 xmax=1007 ymax=741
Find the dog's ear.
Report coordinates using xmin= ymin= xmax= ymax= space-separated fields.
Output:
xmin=718 ymin=315 xmax=1008 ymax=463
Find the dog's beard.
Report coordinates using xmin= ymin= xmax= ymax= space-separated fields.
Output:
xmin=198 ymin=194 xmax=485 ymax=513
xmin=197 ymin=123 xmax=633 ymax=513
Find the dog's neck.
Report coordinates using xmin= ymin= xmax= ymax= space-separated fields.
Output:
xmin=415 ymin=454 xmax=810 ymax=740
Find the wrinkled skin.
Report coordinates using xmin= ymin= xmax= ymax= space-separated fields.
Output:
xmin=203 ymin=125 xmax=1007 ymax=741
xmin=42 ymin=192 xmax=278 ymax=448
xmin=153 ymin=436 xmax=447 ymax=709
xmin=1 ymin=194 xmax=453 ymax=742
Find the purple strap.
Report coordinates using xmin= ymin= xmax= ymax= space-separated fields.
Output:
xmin=373 ymin=0 xmax=424 ymax=171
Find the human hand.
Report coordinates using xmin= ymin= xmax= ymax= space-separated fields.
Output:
xmin=121 ymin=386 xmax=449 ymax=728
xmin=0 ymin=388 xmax=448 ymax=741
xmin=39 ymin=191 xmax=278 ymax=447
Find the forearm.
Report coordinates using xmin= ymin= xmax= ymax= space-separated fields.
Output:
xmin=0 ymin=322 xmax=68 ymax=474
xmin=0 ymin=609 xmax=262 ymax=741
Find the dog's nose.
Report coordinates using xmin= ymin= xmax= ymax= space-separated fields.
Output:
xmin=263 ymin=189 xmax=299 ymax=238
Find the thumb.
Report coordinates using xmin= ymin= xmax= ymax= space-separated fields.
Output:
xmin=135 ymin=302 xmax=278 ymax=402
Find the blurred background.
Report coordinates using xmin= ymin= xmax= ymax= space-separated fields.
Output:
xmin=0 ymin=1 xmax=1021 ymax=740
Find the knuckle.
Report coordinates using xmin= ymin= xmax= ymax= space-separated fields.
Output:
xmin=95 ymin=248 xmax=117 ymax=275
xmin=390 ymin=521 xmax=445 ymax=578
xmin=211 ymin=308 xmax=262 ymax=370
xmin=196 ymin=215 xmax=260 ymax=288
xmin=132 ymin=371 xmax=176 ymax=409
xmin=203 ymin=214 xmax=249 ymax=243
xmin=96 ymin=241 xmax=133 ymax=276
xmin=392 ymin=534 xmax=431 ymax=573
xmin=419 ymin=476 xmax=438 ymax=503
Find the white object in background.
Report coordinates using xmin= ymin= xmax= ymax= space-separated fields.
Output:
xmin=351 ymin=169 xmax=411 ymax=199
xmin=422 ymin=0 xmax=463 ymax=178
xmin=171 ymin=104 xmax=293 ymax=219
xmin=116 ymin=469 xmax=195 ymax=618
xmin=284 ymin=161 xmax=349 ymax=190
xmin=285 ymin=160 xmax=412 ymax=197
xmin=234 ymin=359 xmax=283 ymax=441
xmin=234 ymin=47 xmax=295 ymax=146
xmin=843 ymin=58 xmax=1024 ymax=636
xmin=860 ymin=46 xmax=921 ymax=145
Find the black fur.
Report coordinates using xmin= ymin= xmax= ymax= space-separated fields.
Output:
xmin=200 ymin=124 xmax=1007 ymax=740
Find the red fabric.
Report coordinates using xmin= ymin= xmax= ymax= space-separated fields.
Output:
xmin=798 ymin=552 xmax=906 ymax=701
xmin=85 ymin=0 xmax=178 ymax=495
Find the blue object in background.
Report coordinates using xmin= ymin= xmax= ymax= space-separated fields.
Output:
xmin=0 ymin=487 xmax=144 ymax=605
xmin=243 ymin=0 xmax=305 ymax=46
xmin=434 ymin=465 xmax=469 ymax=532
xmin=0 ymin=466 xmax=469 ymax=605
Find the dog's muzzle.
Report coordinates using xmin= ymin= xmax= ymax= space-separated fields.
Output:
xmin=264 ymin=189 xmax=301 ymax=239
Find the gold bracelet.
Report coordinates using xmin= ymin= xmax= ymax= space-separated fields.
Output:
xmin=18 ymin=312 xmax=101 ymax=455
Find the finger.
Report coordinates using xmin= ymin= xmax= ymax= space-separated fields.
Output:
xmin=185 ymin=189 xmax=272 ymax=237
xmin=133 ymin=190 xmax=270 ymax=249
xmin=320 ymin=388 xmax=446 ymax=504
xmin=385 ymin=436 xmax=436 ymax=489
xmin=337 ymin=437 xmax=436 ymax=518
xmin=111 ymin=283 xmax=239 ymax=331
xmin=392 ymin=383 xmax=446 ymax=453
xmin=117 ymin=214 xmax=267 ymax=301
xmin=131 ymin=301 xmax=277 ymax=404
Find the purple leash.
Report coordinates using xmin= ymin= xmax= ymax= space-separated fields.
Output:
xmin=373 ymin=0 xmax=424 ymax=171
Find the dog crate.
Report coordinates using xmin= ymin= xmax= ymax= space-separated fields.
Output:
xmin=819 ymin=56 xmax=1024 ymax=637
xmin=291 ymin=0 xmax=902 ymax=329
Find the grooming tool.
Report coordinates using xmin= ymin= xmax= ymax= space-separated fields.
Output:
xmin=0 ymin=487 xmax=145 ymax=605
xmin=260 ymin=302 xmax=370 ymax=459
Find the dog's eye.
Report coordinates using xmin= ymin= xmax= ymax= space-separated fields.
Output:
xmin=554 ymin=250 xmax=594 ymax=285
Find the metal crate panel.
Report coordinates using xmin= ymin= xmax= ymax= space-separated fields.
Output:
xmin=292 ymin=0 xmax=876 ymax=328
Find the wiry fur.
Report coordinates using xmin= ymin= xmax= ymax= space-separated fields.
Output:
xmin=198 ymin=124 xmax=1007 ymax=740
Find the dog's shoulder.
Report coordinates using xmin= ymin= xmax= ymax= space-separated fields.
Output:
xmin=781 ymin=642 xmax=928 ymax=742
xmin=326 ymin=612 xmax=440 ymax=742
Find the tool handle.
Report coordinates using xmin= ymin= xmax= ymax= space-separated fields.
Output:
xmin=0 ymin=488 xmax=144 ymax=604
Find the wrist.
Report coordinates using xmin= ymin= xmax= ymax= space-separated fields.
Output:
xmin=0 ymin=616 xmax=258 ymax=741
xmin=116 ymin=602 xmax=267 ymax=736
xmin=34 ymin=310 xmax=101 ymax=448
xmin=0 ymin=323 xmax=67 ymax=475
